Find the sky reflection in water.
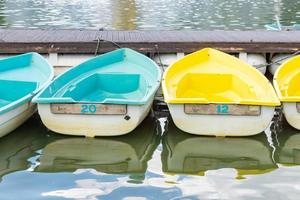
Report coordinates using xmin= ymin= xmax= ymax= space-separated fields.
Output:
xmin=0 ymin=115 xmax=299 ymax=199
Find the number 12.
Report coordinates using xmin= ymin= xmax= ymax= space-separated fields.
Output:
xmin=217 ymin=105 xmax=229 ymax=114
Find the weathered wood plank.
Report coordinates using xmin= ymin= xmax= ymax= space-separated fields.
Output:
xmin=0 ymin=29 xmax=299 ymax=54
xmin=0 ymin=42 xmax=297 ymax=54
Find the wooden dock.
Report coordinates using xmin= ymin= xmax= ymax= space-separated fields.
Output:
xmin=0 ymin=29 xmax=299 ymax=54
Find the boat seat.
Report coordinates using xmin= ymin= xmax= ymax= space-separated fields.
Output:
xmin=62 ymin=73 xmax=147 ymax=102
xmin=175 ymin=73 xmax=256 ymax=102
xmin=0 ymin=80 xmax=38 ymax=107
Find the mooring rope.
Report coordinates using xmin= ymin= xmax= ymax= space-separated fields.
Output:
xmin=94 ymin=37 xmax=122 ymax=56
xmin=94 ymin=38 xmax=101 ymax=56
xmin=269 ymin=50 xmax=300 ymax=65
xmin=253 ymin=50 xmax=300 ymax=69
xmin=154 ymin=44 xmax=166 ymax=73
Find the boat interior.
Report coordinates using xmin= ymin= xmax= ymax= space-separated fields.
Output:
xmin=274 ymin=55 xmax=300 ymax=100
xmin=0 ymin=53 xmax=53 ymax=110
xmin=0 ymin=80 xmax=38 ymax=108
xmin=176 ymin=73 xmax=256 ymax=102
xmin=61 ymin=73 xmax=147 ymax=102
xmin=35 ymin=49 xmax=160 ymax=104
xmin=284 ymin=73 xmax=300 ymax=97
xmin=163 ymin=48 xmax=280 ymax=106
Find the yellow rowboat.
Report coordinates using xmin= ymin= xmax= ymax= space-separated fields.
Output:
xmin=162 ymin=48 xmax=280 ymax=136
xmin=273 ymin=55 xmax=300 ymax=129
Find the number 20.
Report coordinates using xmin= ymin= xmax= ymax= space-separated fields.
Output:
xmin=81 ymin=104 xmax=97 ymax=113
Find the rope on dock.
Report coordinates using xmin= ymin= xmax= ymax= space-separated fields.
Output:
xmin=94 ymin=38 xmax=101 ymax=56
xmin=94 ymin=38 xmax=122 ymax=56
xmin=270 ymin=50 xmax=300 ymax=64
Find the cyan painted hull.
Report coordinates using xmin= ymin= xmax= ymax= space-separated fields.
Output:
xmin=34 ymin=48 xmax=161 ymax=136
xmin=0 ymin=53 xmax=54 ymax=137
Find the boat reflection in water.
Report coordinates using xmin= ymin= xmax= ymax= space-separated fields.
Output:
xmin=36 ymin=117 xmax=160 ymax=175
xmin=162 ymin=121 xmax=278 ymax=178
xmin=275 ymin=123 xmax=300 ymax=165
xmin=0 ymin=115 xmax=48 ymax=181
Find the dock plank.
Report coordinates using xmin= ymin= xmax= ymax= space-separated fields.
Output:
xmin=0 ymin=29 xmax=299 ymax=54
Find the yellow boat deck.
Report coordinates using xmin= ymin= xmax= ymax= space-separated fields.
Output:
xmin=163 ymin=48 xmax=280 ymax=106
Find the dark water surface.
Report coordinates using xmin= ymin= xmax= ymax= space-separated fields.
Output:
xmin=0 ymin=115 xmax=300 ymax=199
xmin=0 ymin=0 xmax=300 ymax=30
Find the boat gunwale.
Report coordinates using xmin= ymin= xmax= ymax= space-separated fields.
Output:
xmin=33 ymin=48 xmax=162 ymax=105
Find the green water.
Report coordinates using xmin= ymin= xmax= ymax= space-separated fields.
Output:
xmin=0 ymin=0 xmax=300 ymax=30
xmin=0 ymin=114 xmax=300 ymax=199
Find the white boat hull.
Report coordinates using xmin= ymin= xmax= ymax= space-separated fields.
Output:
xmin=0 ymin=102 xmax=36 ymax=137
xmin=168 ymin=104 xmax=275 ymax=136
xmin=37 ymin=98 xmax=153 ymax=137
xmin=282 ymin=102 xmax=300 ymax=130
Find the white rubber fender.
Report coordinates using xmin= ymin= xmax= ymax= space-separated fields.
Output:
xmin=239 ymin=53 xmax=267 ymax=74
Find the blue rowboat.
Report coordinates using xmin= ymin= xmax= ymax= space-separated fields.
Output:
xmin=265 ymin=23 xmax=300 ymax=31
xmin=265 ymin=16 xmax=300 ymax=31
xmin=0 ymin=53 xmax=54 ymax=137
xmin=33 ymin=48 xmax=161 ymax=137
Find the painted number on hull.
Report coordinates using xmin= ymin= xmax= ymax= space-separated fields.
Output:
xmin=81 ymin=104 xmax=97 ymax=113
xmin=184 ymin=104 xmax=261 ymax=116
xmin=50 ymin=104 xmax=127 ymax=115
xmin=217 ymin=105 xmax=229 ymax=114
